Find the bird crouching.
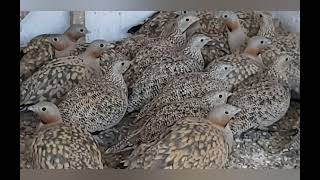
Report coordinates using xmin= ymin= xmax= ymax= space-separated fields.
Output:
xmin=27 ymin=102 xmax=103 ymax=169
xmin=123 ymin=104 xmax=241 ymax=169
xmin=106 ymin=91 xmax=232 ymax=155
xmin=20 ymin=39 xmax=111 ymax=107
xmin=57 ymin=60 xmax=132 ymax=133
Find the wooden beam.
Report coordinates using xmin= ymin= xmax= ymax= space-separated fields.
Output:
xmin=70 ymin=11 xmax=85 ymax=25
xmin=70 ymin=11 xmax=86 ymax=42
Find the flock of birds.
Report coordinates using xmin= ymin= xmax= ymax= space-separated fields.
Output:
xmin=20 ymin=10 xmax=300 ymax=169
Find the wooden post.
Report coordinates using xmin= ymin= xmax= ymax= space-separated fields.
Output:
xmin=70 ymin=11 xmax=86 ymax=42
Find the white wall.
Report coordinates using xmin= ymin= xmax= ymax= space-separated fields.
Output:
xmin=20 ymin=11 xmax=70 ymax=46
xmin=85 ymin=11 xmax=155 ymax=42
xmin=20 ymin=11 xmax=300 ymax=46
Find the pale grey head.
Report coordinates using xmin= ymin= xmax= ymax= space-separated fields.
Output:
xmin=176 ymin=13 xmax=200 ymax=33
xmin=272 ymin=54 xmax=293 ymax=72
xmin=64 ymin=24 xmax=90 ymax=42
xmin=220 ymin=11 xmax=240 ymax=32
xmin=207 ymin=63 xmax=236 ymax=80
xmin=189 ymin=33 xmax=213 ymax=49
xmin=112 ymin=60 xmax=132 ymax=74
xmin=246 ymin=36 xmax=272 ymax=49
xmin=27 ymin=101 xmax=63 ymax=129
xmin=208 ymin=104 xmax=241 ymax=128
xmin=203 ymin=91 xmax=233 ymax=106
xmin=45 ymin=34 xmax=73 ymax=51
xmin=84 ymin=39 xmax=112 ymax=58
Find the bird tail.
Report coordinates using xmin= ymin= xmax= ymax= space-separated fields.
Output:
xmin=126 ymin=95 xmax=143 ymax=114
xmin=105 ymin=130 xmax=141 ymax=154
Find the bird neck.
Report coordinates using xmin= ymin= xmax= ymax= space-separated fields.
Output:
xmin=209 ymin=117 xmax=228 ymax=128
xmin=244 ymin=47 xmax=260 ymax=57
xmin=226 ymin=21 xmax=241 ymax=33
xmin=64 ymin=32 xmax=82 ymax=43
xmin=227 ymin=27 xmax=247 ymax=53
xmin=54 ymin=41 xmax=78 ymax=58
xmin=80 ymin=52 xmax=103 ymax=75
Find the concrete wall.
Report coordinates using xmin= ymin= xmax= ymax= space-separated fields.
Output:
xmin=20 ymin=11 xmax=300 ymax=46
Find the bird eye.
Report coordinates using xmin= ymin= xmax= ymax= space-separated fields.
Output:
xmin=121 ymin=62 xmax=125 ymax=66
xmin=260 ymin=40 xmax=264 ymax=44
xmin=225 ymin=111 xmax=229 ymax=114
xmin=100 ymin=44 xmax=104 ymax=47
xmin=53 ymin=38 xmax=58 ymax=42
xmin=200 ymin=39 xmax=204 ymax=42
xmin=219 ymin=95 xmax=223 ymax=98
xmin=42 ymin=107 xmax=46 ymax=111
xmin=186 ymin=18 xmax=190 ymax=21
xmin=80 ymin=29 xmax=84 ymax=32
xmin=224 ymin=67 xmax=228 ymax=70
xmin=285 ymin=58 xmax=289 ymax=61
xmin=259 ymin=14 xmax=263 ymax=18
xmin=224 ymin=15 xmax=228 ymax=18
xmin=183 ymin=11 xmax=187 ymax=14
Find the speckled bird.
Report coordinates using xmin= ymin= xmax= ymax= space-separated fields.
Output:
xmin=28 ymin=102 xmax=103 ymax=169
xmin=256 ymin=12 xmax=300 ymax=100
xmin=220 ymin=11 xmax=248 ymax=54
xmin=136 ymin=63 xmax=235 ymax=122
xmin=20 ymin=34 xmax=73 ymax=83
xmin=205 ymin=36 xmax=272 ymax=87
xmin=127 ymin=11 xmax=180 ymax=37
xmin=228 ymin=54 xmax=292 ymax=135
xmin=123 ymin=104 xmax=241 ymax=169
xmin=26 ymin=24 xmax=89 ymax=48
xmin=20 ymin=40 xmax=110 ymax=107
xmin=106 ymin=91 xmax=232 ymax=154
xmin=57 ymin=60 xmax=131 ymax=133
xmin=125 ymin=13 xmax=200 ymax=87
xmin=127 ymin=34 xmax=211 ymax=113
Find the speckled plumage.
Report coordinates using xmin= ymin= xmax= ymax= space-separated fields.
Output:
xmin=205 ymin=36 xmax=272 ymax=87
xmin=129 ymin=11 xmax=179 ymax=37
xmin=20 ymin=40 xmax=110 ymax=106
xmin=28 ymin=102 xmax=103 ymax=169
xmin=106 ymin=91 xmax=232 ymax=154
xmin=183 ymin=12 xmax=230 ymax=66
xmin=228 ymin=55 xmax=292 ymax=135
xmin=57 ymin=60 xmax=131 ymax=133
xmin=27 ymin=24 xmax=89 ymax=46
xmin=256 ymin=13 xmax=300 ymax=98
xmin=234 ymin=10 xmax=263 ymax=37
xmin=123 ymin=104 xmax=241 ymax=169
xmin=136 ymin=64 xmax=235 ymax=121
xmin=20 ymin=34 xmax=82 ymax=83
xmin=127 ymin=34 xmax=211 ymax=113
xmin=125 ymin=14 xmax=200 ymax=87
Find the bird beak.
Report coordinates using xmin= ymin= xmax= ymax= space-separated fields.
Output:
xmin=234 ymin=107 xmax=242 ymax=115
xmin=194 ymin=16 xmax=200 ymax=22
xmin=227 ymin=92 xmax=233 ymax=98
xmin=85 ymin=29 xmax=91 ymax=34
